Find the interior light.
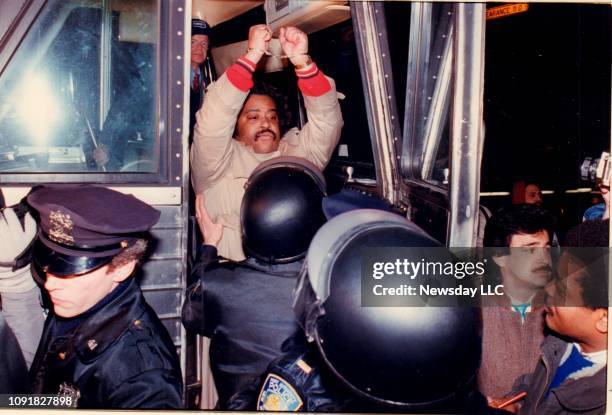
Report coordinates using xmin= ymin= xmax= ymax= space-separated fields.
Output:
xmin=16 ymin=73 xmax=63 ymax=144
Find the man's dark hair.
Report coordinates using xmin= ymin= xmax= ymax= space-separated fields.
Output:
xmin=107 ymin=239 xmax=148 ymax=273
xmin=233 ymin=80 xmax=292 ymax=138
xmin=573 ymin=258 xmax=608 ymax=309
xmin=562 ymin=219 xmax=609 ymax=308
xmin=483 ymin=204 xmax=555 ymax=248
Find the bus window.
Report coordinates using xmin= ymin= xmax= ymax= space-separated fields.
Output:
xmin=0 ymin=0 xmax=158 ymax=174
xmin=395 ymin=3 xmax=453 ymax=188
xmin=384 ymin=1 xmax=411 ymax=133
xmin=310 ymin=19 xmax=374 ymax=185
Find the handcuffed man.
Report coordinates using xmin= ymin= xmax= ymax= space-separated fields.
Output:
xmin=190 ymin=24 xmax=343 ymax=261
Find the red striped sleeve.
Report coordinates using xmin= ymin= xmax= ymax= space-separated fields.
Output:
xmin=295 ymin=63 xmax=331 ymax=97
xmin=226 ymin=57 xmax=257 ymax=92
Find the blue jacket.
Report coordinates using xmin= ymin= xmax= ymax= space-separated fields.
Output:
xmin=514 ymin=335 xmax=606 ymax=415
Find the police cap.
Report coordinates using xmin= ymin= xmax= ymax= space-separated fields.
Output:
xmin=192 ymin=19 xmax=212 ymax=37
xmin=28 ymin=186 xmax=160 ymax=278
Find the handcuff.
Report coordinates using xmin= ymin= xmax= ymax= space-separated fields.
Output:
xmin=246 ymin=47 xmax=313 ymax=69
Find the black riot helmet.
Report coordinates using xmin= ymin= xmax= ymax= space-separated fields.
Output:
xmin=241 ymin=157 xmax=327 ymax=264
xmin=294 ymin=209 xmax=482 ymax=409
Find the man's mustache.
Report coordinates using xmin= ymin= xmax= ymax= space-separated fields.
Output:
xmin=532 ymin=265 xmax=552 ymax=274
xmin=254 ymin=129 xmax=277 ymax=141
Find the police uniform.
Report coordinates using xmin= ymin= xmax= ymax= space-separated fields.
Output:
xmin=254 ymin=209 xmax=513 ymax=414
xmin=256 ymin=335 xmax=509 ymax=414
xmin=181 ymin=158 xmax=327 ymax=409
xmin=27 ymin=186 xmax=183 ymax=409
xmin=254 ymin=334 xmax=353 ymax=412
xmin=182 ymin=245 xmax=302 ymax=409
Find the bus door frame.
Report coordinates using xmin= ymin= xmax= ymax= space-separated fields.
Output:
xmin=351 ymin=2 xmax=485 ymax=247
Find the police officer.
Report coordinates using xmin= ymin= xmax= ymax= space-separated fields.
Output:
xmin=27 ymin=186 xmax=182 ymax=408
xmin=182 ymin=157 xmax=327 ymax=409
xmin=255 ymin=209 xmax=509 ymax=413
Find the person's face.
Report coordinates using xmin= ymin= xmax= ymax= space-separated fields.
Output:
xmin=44 ymin=262 xmax=134 ymax=318
xmin=524 ymin=184 xmax=543 ymax=206
xmin=235 ymin=94 xmax=281 ymax=154
xmin=191 ymin=34 xmax=209 ymax=66
xmin=495 ymin=230 xmax=552 ymax=289
xmin=546 ymin=304 xmax=603 ymax=341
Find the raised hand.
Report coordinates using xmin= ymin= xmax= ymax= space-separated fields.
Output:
xmin=279 ymin=26 xmax=309 ymax=66
xmin=195 ymin=194 xmax=223 ymax=247
xmin=246 ymin=24 xmax=273 ymax=63
xmin=93 ymin=144 xmax=110 ymax=168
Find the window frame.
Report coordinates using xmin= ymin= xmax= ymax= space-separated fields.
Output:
xmin=401 ymin=2 xmax=454 ymax=187
xmin=350 ymin=1 xmax=403 ymax=205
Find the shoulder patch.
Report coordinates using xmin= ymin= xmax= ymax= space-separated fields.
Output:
xmin=257 ymin=373 xmax=303 ymax=412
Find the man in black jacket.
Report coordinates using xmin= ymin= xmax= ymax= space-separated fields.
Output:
xmin=182 ymin=157 xmax=326 ymax=408
xmin=27 ymin=186 xmax=182 ymax=409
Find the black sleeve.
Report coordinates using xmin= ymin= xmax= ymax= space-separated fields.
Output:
xmin=225 ymin=377 xmax=260 ymax=411
xmin=107 ymin=369 xmax=183 ymax=408
xmin=181 ymin=244 xmax=218 ymax=336
xmin=191 ymin=244 xmax=218 ymax=281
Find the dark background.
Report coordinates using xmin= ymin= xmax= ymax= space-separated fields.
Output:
xmin=482 ymin=4 xmax=610 ymax=193
xmin=481 ymin=4 xmax=610 ymax=233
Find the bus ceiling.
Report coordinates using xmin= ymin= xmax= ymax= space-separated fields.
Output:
xmin=207 ymin=1 xmax=350 ymax=76
xmin=192 ymin=0 xmax=263 ymax=27
xmin=192 ymin=0 xmax=350 ymax=34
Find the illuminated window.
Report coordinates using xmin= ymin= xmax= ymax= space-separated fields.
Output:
xmin=0 ymin=0 xmax=158 ymax=173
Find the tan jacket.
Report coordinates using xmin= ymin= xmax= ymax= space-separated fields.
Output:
xmin=190 ymin=73 xmax=343 ymax=261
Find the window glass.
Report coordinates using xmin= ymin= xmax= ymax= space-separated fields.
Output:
xmin=310 ymin=19 xmax=374 ymax=170
xmin=383 ymin=1 xmax=411 ymax=133
xmin=0 ymin=0 xmax=158 ymax=173
xmin=393 ymin=3 xmax=452 ymax=187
